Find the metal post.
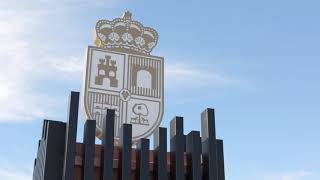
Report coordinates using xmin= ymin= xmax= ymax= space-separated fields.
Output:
xmin=154 ymin=127 xmax=168 ymax=180
xmin=186 ymin=131 xmax=202 ymax=180
xmin=201 ymin=108 xmax=218 ymax=180
xmin=63 ymin=91 xmax=79 ymax=180
xmin=136 ymin=138 xmax=150 ymax=180
xmin=217 ymin=139 xmax=225 ymax=180
xmin=120 ymin=124 xmax=132 ymax=180
xmin=170 ymin=116 xmax=185 ymax=180
xmin=83 ymin=120 xmax=96 ymax=180
xmin=101 ymin=109 xmax=115 ymax=180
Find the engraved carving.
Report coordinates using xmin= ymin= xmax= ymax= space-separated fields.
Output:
xmin=131 ymin=103 xmax=149 ymax=125
xmin=95 ymin=55 xmax=118 ymax=88
xmin=94 ymin=11 xmax=158 ymax=55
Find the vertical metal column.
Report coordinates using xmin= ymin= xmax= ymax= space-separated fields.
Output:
xmin=120 ymin=124 xmax=132 ymax=180
xmin=154 ymin=127 xmax=168 ymax=180
xmin=217 ymin=139 xmax=225 ymax=180
xmin=39 ymin=120 xmax=66 ymax=180
xmin=201 ymin=108 xmax=218 ymax=180
xmin=186 ymin=131 xmax=202 ymax=180
xmin=101 ymin=109 xmax=115 ymax=180
xmin=136 ymin=138 xmax=150 ymax=180
xmin=83 ymin=120 xmax=96 ymax=180
xmin=63 ymin=91 xmax=79 ymax=180
xmin=170 ymin=116 xmax=185 ymax=180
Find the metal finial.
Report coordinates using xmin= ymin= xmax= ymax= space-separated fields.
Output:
xmin=123 ymin=11 xmax=132 ymax=20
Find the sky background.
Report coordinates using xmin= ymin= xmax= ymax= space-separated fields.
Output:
xmin=0 ymin=0 xmax=319 ymax=180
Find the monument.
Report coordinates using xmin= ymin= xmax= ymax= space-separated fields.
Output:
xmin=32 ymin=12 xmax=226 ymax=180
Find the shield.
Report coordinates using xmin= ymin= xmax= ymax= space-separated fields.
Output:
xmin=83 ymin=46 xmax=164 ymax=143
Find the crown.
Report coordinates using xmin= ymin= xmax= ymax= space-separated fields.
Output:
xmin=94 ymin=11 xmax=159 ymax=55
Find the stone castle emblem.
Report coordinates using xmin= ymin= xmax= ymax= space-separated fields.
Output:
xmin=83 ymin=12 xmax=164 ymax=143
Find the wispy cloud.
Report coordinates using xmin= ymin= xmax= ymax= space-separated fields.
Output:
xmin=0 ymin=0 xmax=241 ymax=122
xmin=0 ymin=166 xmax=32 ymax=180
xmin=0 ymin=0 xmax=126 ymax=123
xmin=263 ymin=170 xmax=313 ymax=180
xmin=0 ymin=5 xmax=79 ymax=123
xmin=0 ymin=0 xmax=121 ymax=10
xmin=165 ymin=63 xmax=241 ymax=90
xmin=0 ymin=9 xmax=51 ymax=122
xmin=52 ymin=56 xmax=84 ymax=73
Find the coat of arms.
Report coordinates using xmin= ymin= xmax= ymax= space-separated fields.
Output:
xmin=83 ymin=12 xmax=164 ymax=143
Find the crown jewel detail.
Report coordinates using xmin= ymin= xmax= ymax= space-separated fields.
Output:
xmin=94 ymin=11 xmax=158 ymax=55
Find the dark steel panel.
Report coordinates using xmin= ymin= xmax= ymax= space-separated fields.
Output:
xmin=33 ymin=120 xmax=66 ymax=180
xmin=170 ymin=116 xmax=185 ymax=180
xmin=46 ymin=121 xmax=67 ymax=180
xmin=153 ymin=127 xmax=168 ymax=180
xmin=120 ymin=124 xmax=132 ymax=180
xmin=32 ymin=100 xmax=227 ymax=180
xmin=186 ymin=131 xmax=202 ymax=180
xmin=136 ymin=138 xmax=150 ymax=180
xmin=63 ymin=91 xmax=80 ymax=180
xmin=217 ymin=139 xmax=225 ymax=180
xmin=101 ymin=109 xmax=115 ymax=180
xmin=201 ymin=108 xmax=218 ymax=180
xmin=83 ymin=120 xmax=96 ymax=180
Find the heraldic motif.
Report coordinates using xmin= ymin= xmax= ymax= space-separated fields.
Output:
xmin=83 ymin=12 xmax=164 ymax=143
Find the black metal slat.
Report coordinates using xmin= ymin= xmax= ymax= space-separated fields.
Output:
xmin=217 ymin=139 xmax=225 ymax=180
xmin=101 ymin=109 xmax=115 ymax=180
xmin=186 ymin=131 xmax=202 ymax=180
xmin=136 ymin=138 xmax=150 ymax=180
xmin=83 ymin=120 xmax=96 ymax=180
xmin=120 ymin=124 xmax=132 ymax=180
xmin=32 ymin=92 xmax=228 ymax=180
xmin=43 ymin=120 xmax=67 ymax=180
xmin=201 ymin=108 xmax=218 ymax=180
xmin=170 ymin=116 xmax=185 ymax=180
xmin=154 ymin=127 xmax=168 ymax=180
xmin=63 ymin=91 xmax=80 ymax=180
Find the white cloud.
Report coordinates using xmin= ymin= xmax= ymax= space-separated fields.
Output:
xmin=52 ymin=56 xmax=84 ymax=73
xmin=0 ymin=1 xmax=240 ymax=123
xmin=0 ymin=7 xmax=69 ymax=123
xmin=0 ymin=9 xmax=47 ymax=122
xmin=165 ymin=63 xmax=240 ymax=89
xmin=0 ymin=0 xmax=121 ymax=10
xmin=263 ymin=170 xmax=313 ymax=180
xmin=0 ymin=167 xmax=32 ymax=180
xmin=0 ymin=86 xmax=59 ymax=123
xmin=0 ymin=0 xmax=123 ymax=123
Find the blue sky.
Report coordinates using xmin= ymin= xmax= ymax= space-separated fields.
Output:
xmin=0 ymin=0 xmax=319 ymax=180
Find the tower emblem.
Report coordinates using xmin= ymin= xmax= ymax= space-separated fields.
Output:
xmin=83 ymin=12 xmax=164 ymax=143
